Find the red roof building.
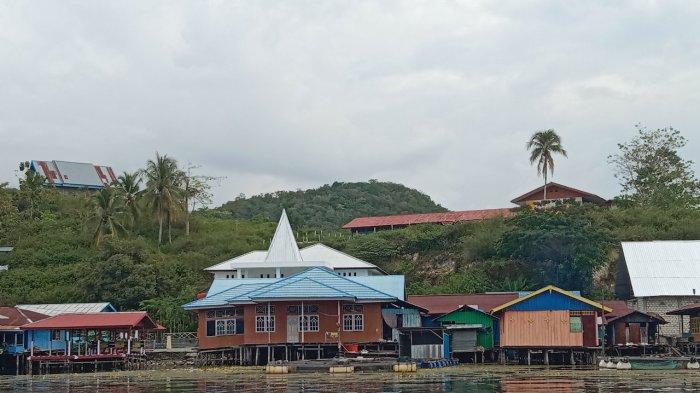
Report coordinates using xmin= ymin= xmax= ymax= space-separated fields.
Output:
xmin=0 ymin=307 xmax=49 ymax=330
xmin=342 ymin=208 xmax=514 ymax=233
xmin=511 ymin=182 xmax=607 ymax=206
xmin=407 ymin=293 xmax=519 ymax=315
xmin=22 ymin=312 xmax=161 ymax=331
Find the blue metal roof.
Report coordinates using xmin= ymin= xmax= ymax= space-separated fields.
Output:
xmin=507 ymin=291 xmax=596 ymax=312
xmin=184 ymin=267 xmax=397 ymax=310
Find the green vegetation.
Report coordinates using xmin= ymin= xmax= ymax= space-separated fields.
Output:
xmin=218 ymin=180 xmax=446 ymax=229
xmin=0 ymin=125 xmax=697 ymax=330
xmin=609 ymin=125 xmax=700 ymax=208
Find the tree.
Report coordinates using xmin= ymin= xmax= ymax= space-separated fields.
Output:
xmin=499 ymin=208 xmax=613 ymax=295
xmin=527 ymin=129 xmax=568 ymax=200
xmin=609 ymin=125 xmax=700 ymax=208
xmin=143 ymin=153 xmax=181 ymax=246
xmin=92 ymin=186 xmax=127 ymax=247
xmin=18 ymin=171 xmax=46 ymax=219
xmin=116 ymin=171 xmax=142 ymax=228
xmin=180 ymin=164 xmax=216 ymax=237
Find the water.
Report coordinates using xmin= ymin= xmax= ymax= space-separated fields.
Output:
xmin=3 ymin=366 xmax=700 ymax=392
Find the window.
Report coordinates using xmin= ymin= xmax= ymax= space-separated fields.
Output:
xmin=299 ymin=315 xmax=319 ymax=332
xmin=569 ymin=316 xmax=582 ymax=333
xmin=15 ymin=332 xmax=23 ymax=345
xmin=287 ymin=304 xmax=319 ymax=314
xmin=226 ymin=275 xmax=229 ymax=279
xmin=256 ymin=305 xmax=275 ymax=314
xmin=256 ymin=316 xmax=275 ymax=332
xmin=215 ymin=319 xmax=236 ymax=336
xmin=51 ymin=330 xmax=61 ymax=340
xmin=260 ymin=274 xmax=264 ymax=278
xmin=343 ymin=314 xmax=363 ymax=331
xmin=343 ymin=304 xmax=363 ymax=313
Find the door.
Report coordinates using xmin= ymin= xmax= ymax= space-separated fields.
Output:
xmin=581 ymin=314 xmax=598 ymax=347
xmin=287 ymin=316 xmax=299 ymax=343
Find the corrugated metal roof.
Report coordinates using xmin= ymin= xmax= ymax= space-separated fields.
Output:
xmin=17 ymin=303 xmax=116 ymax=316
xmin=622 ymin=240 xmax=700 ymax=297
xmin=342 ymin=208 xmax=514 ymax=229
xmin=22 ymin=312 xmax=159 ymax=330
xmin=510 ymin=182 xmax=607 ymax=204
xmin=264 ymin=209 xmax=302 ymax=263
xmin=0 ymin=246 xmax=13 ymax=252
xmin=407 ymin=293 xmax=519 ymax=315
xmin=0 ymin=307 xmax=49 ymax=330
xmin=184 ymin=267 xmax=397 ymax=310
xmin=30 ymin=160 xmax=116 ymax=189
xmin=203 ymin=212 xmax=380 ymax=272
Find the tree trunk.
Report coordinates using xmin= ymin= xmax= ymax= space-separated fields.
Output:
xmin=167 ymin=210 xmax=172 ymax=244
xmin=185 ymin=196 xmax=190 ymax=237
xmin=543 ymin=172 xmax=548 ymax=201
xmin=158 ymin=211 xmax=163 ymax=247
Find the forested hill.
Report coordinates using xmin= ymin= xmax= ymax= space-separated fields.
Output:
xmin=217 ymin=180 xmax=446 ymax=229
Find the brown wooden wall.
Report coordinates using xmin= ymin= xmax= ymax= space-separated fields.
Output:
xmin=499 ymin=310 xmax=584 ymax=347
xmin=197 ymin=301 xmax=384 ymax=350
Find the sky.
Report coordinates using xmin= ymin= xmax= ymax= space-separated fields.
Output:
xmin=1 ymin=1 xmax=699 ymax=210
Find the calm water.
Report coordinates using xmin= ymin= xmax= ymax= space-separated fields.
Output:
xmin=3 ymin=366 xmax=700 ymax=392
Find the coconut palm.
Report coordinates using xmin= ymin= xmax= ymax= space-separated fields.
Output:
xmin=92 ymin=186 xmax=126 ymax=247
xmin=143 ymin=153 xmax=180 ymax=246
xmin=527 ymin=129 xmax=568 ymax=200
xmin=116 ymin=171 xmax=142 ymax=228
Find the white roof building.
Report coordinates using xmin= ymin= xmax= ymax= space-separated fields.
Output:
xmin=616 ymin=240 xmax=700 ymax=298
xmin=16 ymin=302 xmax=116 ymax=316
xmin=205 ymin=210 xmax=384 ymax=279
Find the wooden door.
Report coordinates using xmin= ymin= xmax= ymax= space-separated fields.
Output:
xmin=287 ymin=316 xmax=299 ymax=343
xmin=581 ymin=314 xmax=598 ymax=347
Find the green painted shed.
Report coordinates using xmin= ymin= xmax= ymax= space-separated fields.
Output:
xmin=436 ymin=305 xmax=498 ymax=350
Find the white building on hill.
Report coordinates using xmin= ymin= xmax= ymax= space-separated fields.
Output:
xmin=205 ymin=210 xmax=385 ymax=279
xmin=615 ymin=240 xmax=700 ymax=336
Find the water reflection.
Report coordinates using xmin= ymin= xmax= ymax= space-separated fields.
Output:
xmin=3 ymin=367 xmax=700 ymax=392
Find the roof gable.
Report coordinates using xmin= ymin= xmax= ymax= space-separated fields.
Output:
xmin=240 ymin=267 xmax=396 ymax=302
xmin=436 ymin=305 xmax=496 ymax=321
xmin=265 ymin=209 xmax=302 ymax=263
xmin=491 ymin=286 xmax=610 ymax=313
xmin=621 ymin=240 xmax=700 ymax=297
xmin=510 ymin=182 xmax=606 ymax=204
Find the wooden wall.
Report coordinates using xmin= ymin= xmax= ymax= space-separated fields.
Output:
xmin=499 ymin=310 xmax=583 ymax=347
xmin=197 ymin=301 xmax=384 ymax=350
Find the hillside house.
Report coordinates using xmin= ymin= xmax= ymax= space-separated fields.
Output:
xmin=24 ymin=160 xmax=117 ymax=190
xmin=615 ymin=240 xmax=700 ymax=337
xmin=510 ymin=182 xmax=607 ymax=207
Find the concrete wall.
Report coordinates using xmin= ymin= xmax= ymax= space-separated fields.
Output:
xmin=629 ymin=296 xmax=700 ymax=337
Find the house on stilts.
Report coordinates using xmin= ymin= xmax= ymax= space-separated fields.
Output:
xmin=490 ymin=285 xmax=610 ymax=365
xmin=185 ymin=210 xmax=423 ymax=364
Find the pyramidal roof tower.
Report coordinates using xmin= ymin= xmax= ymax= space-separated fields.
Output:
xmin=265 ymin=209 xmax=303 ymax=263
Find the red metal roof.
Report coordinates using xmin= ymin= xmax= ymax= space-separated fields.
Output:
xmin=598 ymin=300 xmax=666 ymax=323
xmin=667 ymin=302 xmax=700 ymax=315
xmin=0 ymin=307 xmax=49 ymax=330
xmin=21 ymin=312 xmax=160 ymax=330
xmin=407 ymin=293 xmax=519 ymax=315
xmin=342 ymin=208 xmax=514 ymax=229
xmin=510 ymin=182 xmax=607 ymax=204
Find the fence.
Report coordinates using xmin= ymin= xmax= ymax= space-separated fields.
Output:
xmin=142 ymin=332 xmax=198 ymax=351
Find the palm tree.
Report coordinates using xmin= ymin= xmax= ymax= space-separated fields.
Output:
xmin=527 ymin=129 xmax=568 ymax=201
xmin=143 ymin=153 xmax=180 ymax=247
xmin=92 ymin=186 xmax=126 ymax=247
xmin=116 ymin=171 xmax=142 ymax=228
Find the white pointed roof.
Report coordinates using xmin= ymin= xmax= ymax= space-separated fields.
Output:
xmin=265 ymin=209 xmax=303 ymax=263
xmin=204 ymin=210 xmax=382 ymax=273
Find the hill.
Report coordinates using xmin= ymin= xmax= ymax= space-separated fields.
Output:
xmin=217 ymin=180 xmax=446 ymax=229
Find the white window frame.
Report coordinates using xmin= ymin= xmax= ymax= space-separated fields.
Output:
xmin=255 ymin=315 xmax=275 ymax=332
xmin=343 ymin=314 xmax=364 ymax=331
xmin=215 ymin=319 xmax=236 ymax=336
xmin=299 ymin=315 xmax=320 ymax=332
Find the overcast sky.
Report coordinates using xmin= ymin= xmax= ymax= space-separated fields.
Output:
xmin=1 ymin=1 xmax=699 ymax=210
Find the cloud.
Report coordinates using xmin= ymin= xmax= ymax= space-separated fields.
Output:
xmin=1 ymin=1 xmax=699 ymax=210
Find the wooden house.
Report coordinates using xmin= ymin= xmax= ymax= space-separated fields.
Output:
xmin=667 ymin=303 xmax=700 ymax=342
xmin=435 ymin=305 xmax=498 ymax=362
xmin=184 ymin=266 xmax=420 ymax=363
xmin=600 ymin=300 xmax=666 ymax=353
xmin=490 ymin=285 xmax=610 ymax=365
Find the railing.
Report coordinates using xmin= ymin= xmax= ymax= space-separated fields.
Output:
xmin=142 ymin=332 xmax=198 ymax=351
